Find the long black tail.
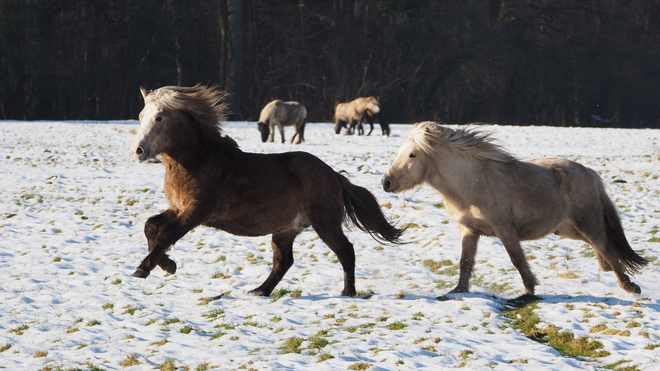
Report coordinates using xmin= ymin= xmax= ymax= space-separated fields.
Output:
xmin=601 ymin=192 xmax=648 ymax=274
xmin=338 ymin=174 xmax=405 ymax=244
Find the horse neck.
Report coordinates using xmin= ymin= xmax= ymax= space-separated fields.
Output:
xmin=163 ymin=122 xmax=219 ymax=168
xmin=427 ymin=154 xmax=486 ymax=205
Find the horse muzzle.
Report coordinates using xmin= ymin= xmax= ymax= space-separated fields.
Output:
xmin=131 ymin=142 xmax=150 ymax=162
xmin=381 ymin=175 xmax=397 ymax=193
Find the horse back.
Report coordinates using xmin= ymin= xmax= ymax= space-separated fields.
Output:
xmin=194 ymin=149 xmax=340 ymax=235
xmin=261 ymin=100 xmax=306 ymax=126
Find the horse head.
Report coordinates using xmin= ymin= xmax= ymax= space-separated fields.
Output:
xmin=257 ymin=122 xmax=270 ymax=142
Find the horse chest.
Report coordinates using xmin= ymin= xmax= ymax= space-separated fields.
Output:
xmin=163 ymin=170 xmax=199 ymax=211
xmin=445 ymin=201 xmax=498 ymax=236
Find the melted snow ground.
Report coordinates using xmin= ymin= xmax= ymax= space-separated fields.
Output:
xmin=1 ymin=121 xmax=659 ymax=370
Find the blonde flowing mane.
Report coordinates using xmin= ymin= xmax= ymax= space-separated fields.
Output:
xmin=408 ymin=121 xmax=515 ymax=163
xmin=146 ymin=84 xmax=229 ymax=134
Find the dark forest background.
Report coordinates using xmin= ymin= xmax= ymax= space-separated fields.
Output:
xmin=2 ymin=0 xmax=660 ymax=127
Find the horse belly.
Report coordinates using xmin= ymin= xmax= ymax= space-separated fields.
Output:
xmin=204 ymin=209 xmax=309 ymax=237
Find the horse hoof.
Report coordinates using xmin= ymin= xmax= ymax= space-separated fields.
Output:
xmin=164 ymin=260 xmax=177 ymax=275
xmin=246 ymin=288 xmax=268 ymax=297
xmin=132 ymin=268 xmax=150 ymax=279
xmin=625 ymin=283 xmax=641 ymax=295
xmin=341 ymin=289 xmax=357 ymax=297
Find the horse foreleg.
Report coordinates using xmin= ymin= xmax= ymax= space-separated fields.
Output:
xmin=445 ymin=232 xmax=479 ymax=296
xmin=278 ymin=124 xmax=286 ymax=143
xmin=133 ymin=208 xmax=199 ymax=279
xmin=248 ymin=230 xmax=299 ymax=296
xmin=365 ymin=116 xmax=374 ymax=136
xmin=499 ymin=233 xmax=538 ymax=295
xmin=268 ymin=124 xmax=276 ymax=142
xmin=143 ymin=210 xmax=178 ymax=275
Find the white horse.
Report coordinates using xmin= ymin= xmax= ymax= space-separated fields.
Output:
xmin=382 ymin=121 xmax=647 ymax=297
xmin=257 ymin=100 xmax=307 ymax=144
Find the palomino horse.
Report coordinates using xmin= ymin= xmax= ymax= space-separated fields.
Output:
xmin=257 ymin=99 xmax=307 ymax=144
xmin=382 ymin=121 xmax=648 ymax=297
xmin=130 ymin=85 xmax=404 ymax=296
xmin=334 ymin=97 xmax=390 ymax=136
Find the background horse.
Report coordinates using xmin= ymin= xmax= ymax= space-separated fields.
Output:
xmin=131 ymin=85 xmax=404 ymax=297
xmin=334 ymin=97 xmax=390 ymax=136
xmin=257 ymin=99 xmax=307 ymax=144
xmin=382 ymin=121 xmax=648 ymax=297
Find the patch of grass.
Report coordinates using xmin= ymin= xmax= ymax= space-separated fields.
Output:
xmin=211 ymin=272 xmax=231 ymax=279
xmin=9 ymin=324 xmax=29 ymax=335
xmin=210 ymin=331 xmax=227 ymax=340
xmin=348 ymin=362 xmax=371 ymax=370
xmin=119 ymin=354 xmax=141 ymax=367
xmin=203 ymin=308 xmax=225 ymax=319
xmin=162 ymin=317 xmax=181 ymax=325
xmin=459 ymin=349 xmax=473 ymax=359
xmin=271 ymin=288 xmax=289 ymax=297
xmin=33 ymin=350 xmax=48 ymax=358
xmin=503 ymin=296 xmax=610 ymax=358
xmin=122 ymin=305 xmax=141 ymax=315
xmin=102 ymin=302 xmax=114 ymax=310
xmin=386 ymin=321 xmax=407 ymax=330
xmin=603 ymin=360 xmax=638 ymax=371
xmin=590 ymin=323 xmax=608 ymax=333
xmin=155 ymin=359 xmax=177 ymax=371
xmin=180 ymin=324 xmax=194 ymax=334
xmin=280 ymin=336 xmax=304 ymax=354
xmin=423 ymin=259 xmax=454 ymax=272
xmin=151 ymin=338 xmax=168 ymax=346
xmin=308 ymin=334 xmax=330 ymax=350
xmin=87 ymin=319 xmax=101 ymax=326
xmin=357 ymin=290 xmax=375 ymax=299
xmin=0 ymin=343 xmax=12 ymax=352
xmin=318 ymin=353 xmax=334 ymax=362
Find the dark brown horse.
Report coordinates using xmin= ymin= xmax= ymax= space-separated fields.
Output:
xmin=130 ymin=85 xmax=404 ymax=296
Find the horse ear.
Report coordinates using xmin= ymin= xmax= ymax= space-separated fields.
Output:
xmin=139 ymin=87 xmax=149 ymax=100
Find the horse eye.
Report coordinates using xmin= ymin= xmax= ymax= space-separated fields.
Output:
xmin=409 ymin=153 xmax=416 ymax=159
xmin=155 ymin=116 xmax=163 ymax=122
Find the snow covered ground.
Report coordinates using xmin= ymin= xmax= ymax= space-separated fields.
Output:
xmin=1 ymin=121 xmax=659 ymax=370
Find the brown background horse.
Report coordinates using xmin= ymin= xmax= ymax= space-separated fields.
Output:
xmin=334 ymin=97 xmax=390 ymax=136
xmin=130 ymin=85 xmax=403 ymax=297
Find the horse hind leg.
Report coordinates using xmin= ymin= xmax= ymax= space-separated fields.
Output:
xmin=499 ymin=233 xmax=539 ymax=295
xmin=310 ymin=216 xmax=356 ymax=297
xmin=555 ymin=222 xmax=612 ymax=271
xmin=570 ymin=219 xmax=641 ymax=294
xmin=248 ymin=229 xmax=300 ymax=296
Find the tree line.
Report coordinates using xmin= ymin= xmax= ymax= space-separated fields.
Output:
xmin=2 ymin=0 xmax=660 ymax=128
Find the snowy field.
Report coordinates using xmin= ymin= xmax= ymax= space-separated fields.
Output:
xmin=1 ymin=120 xmax=660 ymax=371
